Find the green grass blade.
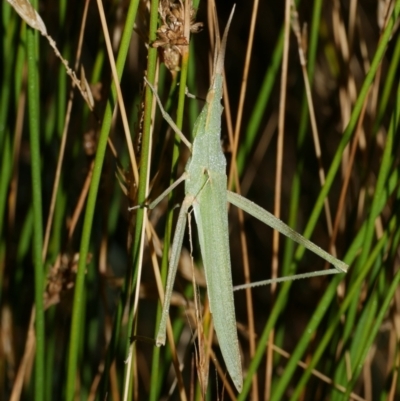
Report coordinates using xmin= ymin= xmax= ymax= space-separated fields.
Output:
xmin=26 ymin=18 xmax=45 ymax=401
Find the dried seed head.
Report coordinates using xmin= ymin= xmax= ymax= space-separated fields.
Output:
xmin=6 ymin=0 xmax=47 ymax=35
xmin=152 ymin=0 xmax=203 ymax=72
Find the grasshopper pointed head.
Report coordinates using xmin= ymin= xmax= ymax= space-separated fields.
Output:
xmin=214 ymin=5 xmax=236 ymax=77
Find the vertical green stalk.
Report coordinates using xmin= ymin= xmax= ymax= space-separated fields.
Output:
xmin=0 ymin=4 xmax=17 ymax=279
xmin=26 ymin=16 xmax=45 ymax=401
xmin=0 ymin=135 xmax=11 ymax=273
xmin=95 ymin=1 xmax=141 ymax=398
xmin=124 ymin=0 xmax=159 ymax=397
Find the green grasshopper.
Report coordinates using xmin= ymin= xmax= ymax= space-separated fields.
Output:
xmin=141 ymin=6 xmax=348 ymax=393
